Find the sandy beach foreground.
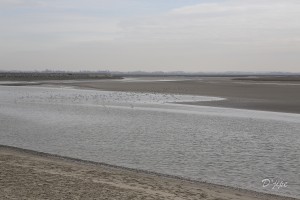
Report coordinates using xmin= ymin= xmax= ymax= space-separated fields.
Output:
xmin=0 ymin=146 xmax=297 ymax=200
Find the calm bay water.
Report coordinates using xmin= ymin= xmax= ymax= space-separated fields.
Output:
xmin=0 ymin=86 xmax=299 ymax=198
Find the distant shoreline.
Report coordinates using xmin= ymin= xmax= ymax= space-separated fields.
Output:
xmin=1 ymin=72 xmax=300 ymax=82
xmin=0 ymin=72 xmax=123 ymax=81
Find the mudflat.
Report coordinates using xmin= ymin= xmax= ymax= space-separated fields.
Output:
xmin=0 ymin=145 xmax=297 ymax=200
xmin=1 ymin=76 xmax=299 ymax=199
xmin=59 ymin=77 xmax=300 ymax=114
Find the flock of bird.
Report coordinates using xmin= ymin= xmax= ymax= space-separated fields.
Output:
xmin=13 ymin=90 xmax=201 ymax=108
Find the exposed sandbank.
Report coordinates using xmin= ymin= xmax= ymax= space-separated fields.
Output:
xmin=59 ymin=77 xmax=300 ymax=114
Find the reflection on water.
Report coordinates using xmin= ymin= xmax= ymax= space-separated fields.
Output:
xmin=0 ymin=86 xmax=299 ymax=198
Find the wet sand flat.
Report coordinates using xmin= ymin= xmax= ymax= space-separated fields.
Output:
xmin=0 ymin=145 xmax=298 ymax=200
xmin=1 ymin=76 xmax=300 ymax=113
xmin=1 ymin=77 xmax=299 ymax=199
xmin=60 ymin=77 xmax=300 ymax=114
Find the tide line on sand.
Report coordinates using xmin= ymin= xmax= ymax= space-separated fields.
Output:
xmin=0 ymin=145 xmax=298 ymax=200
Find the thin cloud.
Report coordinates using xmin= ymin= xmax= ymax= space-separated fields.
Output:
xmin=0 ymin=0 xmax=300 ymax=71
xmin=0 ymin=0 xmax=46 ymax=8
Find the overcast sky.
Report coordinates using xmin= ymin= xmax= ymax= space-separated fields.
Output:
xmin=0 ymin=0 xmax=299 ymax=72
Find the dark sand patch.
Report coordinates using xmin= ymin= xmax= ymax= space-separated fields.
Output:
xmin=233 ymin=76 xmax=300 ymax=82
xmin=59 ymin=77 xmax=300 ymax=114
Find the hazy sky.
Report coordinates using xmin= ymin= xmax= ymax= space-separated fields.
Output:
xmin=1 ymin=0 xmax=299 ymax=72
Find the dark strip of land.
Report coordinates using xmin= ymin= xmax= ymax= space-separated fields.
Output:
xmin=0 ymin=72 xmax=122 ymax=81
xmin=233 ymin=76 xmax=300 ymax=82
